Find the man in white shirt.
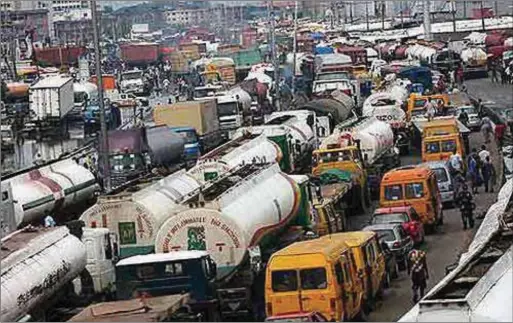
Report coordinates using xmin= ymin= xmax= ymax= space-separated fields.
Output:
xmin=478 ymin=145 xmax=491 ymax=163
xmin=449 ymin=149 xmax=463 ymax=174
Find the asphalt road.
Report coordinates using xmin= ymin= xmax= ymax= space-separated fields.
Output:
xmin=465 ymin=78 xmax=513 ymax=108
xmin=348 ymin=78 xmax=507 ymax=322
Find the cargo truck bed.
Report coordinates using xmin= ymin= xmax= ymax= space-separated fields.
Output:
xmin=68 ymin=294 xmax=190 ymax=322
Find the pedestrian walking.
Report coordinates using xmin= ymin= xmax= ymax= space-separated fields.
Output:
xmin=425 ymin=100 xmax=437 ymax=121
xmin=407 ymin=249 xmax=429 ymax=303
xmin=468 ymin=152 xmax=481 ymax=194
xmin=456 ymin=67 xmax=464 ymax=85
xmin=478 ymin=145 xmax=491 ymax=163
xmin=491 ymin=64 xmax=499 ymax=83
xmin=482 ymin=156 xmax=496 ymax=193
xmin=501 ymin=66 xmax=507 ymax=85
xmin=480 ymin=116 xmax=493 ymax=144
xmin=456 ymin=184 xmax=475 ymax=230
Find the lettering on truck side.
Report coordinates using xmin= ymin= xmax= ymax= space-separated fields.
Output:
xmin=160 ymin=216 xmax=241 ymax=252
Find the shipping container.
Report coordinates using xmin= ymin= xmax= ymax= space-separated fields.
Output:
xmin=34 ymin=46 xmax=85 ymax=67
xmin=29 ymin=75 xmax=74 ymax=120
xmin=120 ymin=43 xmax=160 ymax=65
xmin=153 ymin=100 xmax=219 ymax=136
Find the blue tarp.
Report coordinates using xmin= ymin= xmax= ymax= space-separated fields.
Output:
xmin=315 ymin=46 xmax=334 ymax=55
xmin=310 ymin=32 xmax=324 ymax=40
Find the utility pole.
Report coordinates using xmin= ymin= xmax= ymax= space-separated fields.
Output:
xmin=480 ymin=1 xmax=485 ymax=31
xmin=381 ymin=0 xmax=385 ymax=30
xmin=292 ymin=0 xmax=298 ymax=94
xmin=269 ymin=0 xmax=280 ymax=111
xmin=451 ymin=0 xmax=457 ymax=32
xmin=463 ymin=1 xmax=467 ymax=19
xmin=494 ymin=1 xmax=498 ymax=17
xmin=423 ymin=0 xmax=432 ymax=41
xmin=400 ymin=1 xmax=405 ymax=29
xmin=90 ymin=0 xmax=111 ymax=192
xmin=365 ymin=1 xmax=370 ymax=31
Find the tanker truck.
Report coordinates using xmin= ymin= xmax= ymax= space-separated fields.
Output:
xmin=312 ymin=117 xmax=400 ymax=213
xmin=460 ymin=47 xmax=488 ymax=77
xmin=108 ymin=125 xmax=185 ymax=189
xmin=2 ymin=158 xmax=100 ymax=228
xmin=80 ymin=169 xmax=202 ymax=259
xmin=298 ymin=90 xmax=356 ymax=128
xmin=363 ymin=84 xmax=410 ymax=154
xmin=232 ymin=110 xmax=320 ymax=173
xmin=153 ymin=163 xmax=312 ymax=321
xmin=188 ymin=133 xmax=283 ymax=184
xmin=1 ymin=224 xmax=118 ymax=322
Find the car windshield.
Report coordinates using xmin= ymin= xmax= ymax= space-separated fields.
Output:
xmin=372 ymin=213 xmax=409 ymax=224
xmin=374 ymin=229 xmax=396 ymax=242
xmin=457 ymin=106 xmax=476 ymax=115
xmin=432 ymin=167 xmax=449 ymax=182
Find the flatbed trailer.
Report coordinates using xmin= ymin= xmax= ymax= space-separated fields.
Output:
xmin=68 ymin=294 xmax=191 ymax=322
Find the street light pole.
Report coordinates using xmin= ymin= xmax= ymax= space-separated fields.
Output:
xmin=90 ymin=0 xmax=111 ymax=192
xmin=292 ymin=0 xmax=298 ymax=94
xmin=269 ymin=0 xmax=280 ymax=111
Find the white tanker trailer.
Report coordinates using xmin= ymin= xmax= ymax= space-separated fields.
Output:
xmin=4 ymin=158 xmax=99 ymax=227
xmin=1 ymin=225 xmax=117 ymax=322
xmin=188 ymin=133 xmax=282 ymax=184
xmin=154 ymin=163 xmax=308 ymax=319
xmin=233 ymin=110 xmax=320 ymax=173
xmin=80 ymin=169 xmax=202 ymax=258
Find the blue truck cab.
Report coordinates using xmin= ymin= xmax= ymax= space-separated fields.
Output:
xmin=170 ymin=126 xmax=201 ymax=166
xmin=115 ymin=251 xmax=219 ymax=320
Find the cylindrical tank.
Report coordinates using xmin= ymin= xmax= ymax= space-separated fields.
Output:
xmin=225 ymin=87 xmax=252 ymax=114
xmin=333 ymin=117 xmax=394 ymax=165
xmin=80 ymin=170 xmax=201 ymax=257
xmin=394 ymin=45 xmax=408 ymax=60
xmin=5 ymin=159 xmax=99 ymax=227
xmin=6 ymin=82 xmax=29 ymax=100
xmin=189 ymin=135 xmax=282 ymax=183
xmin=154 ymin=164 xmax=301 ymax=280
xmin=461 ymin=47 xmax=488 ymax=65
xmin=146 ymin=125 xmax=185 ymax=167
xmin=73 ymin=82 xmax=99 ymax=102
xmin=362 ymin=92 xmax=407 ymax=126
xmin=300 ymin=92 xmax=354 ymax=124
xmin=485 ymin=34 xmax=507 ymax=48
xmin=1 ymin=227 xmax=86 ymax=322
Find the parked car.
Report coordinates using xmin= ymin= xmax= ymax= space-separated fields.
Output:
xmin=453 ymin=105 xmax=480 ymax=130
xmin=422 ymin=161 xmax=455 ymax=205
xmin=363 ymin=223 xmax=414 ymax=269
xmin=370 ymin=206 xmax=425 ymax=246
xmin=265 ymin=312 xmax=328 ymax=322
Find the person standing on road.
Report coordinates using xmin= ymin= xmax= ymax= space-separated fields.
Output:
xmin=468 ymin=152 xmax=481 ymax=194
xmin=456 ymin=184 xmax=475 ymax=230
xmin=457 ymin=67 xmax=464 ymax=85
xmin=480 ymin=116 xmax=493 ymax=144
xmin=478 ymin=145 xmax=491 ymax=162
xmin=407 ymin=249 xmax=429 ymax=303
xmin=482 ymin=156 xmax=496 ymax=193
xmin=491 ymin=63 xmax=499 ymax=83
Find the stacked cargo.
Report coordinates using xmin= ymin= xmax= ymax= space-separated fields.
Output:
xmin=169 ymin=51 xmax=190 ymax=73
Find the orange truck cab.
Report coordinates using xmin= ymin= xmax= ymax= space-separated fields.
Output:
xmin=421 ymin=118 xmax=465 ymax=163
xmin=407 ymin=93 xmax=449 ymax=121
xmin=380 ymin=166 xmax=443 ymax=231
xmin=265 ymin=237 xmax=364 ymax=322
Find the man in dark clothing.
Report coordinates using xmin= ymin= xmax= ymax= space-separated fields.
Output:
xmin=456 ymin=184 xmax=475 ymax=230
xmin=407 ymin=249 xmax=429 ymax=303
xmin=491 ymin=64 xmax=499 ymax=83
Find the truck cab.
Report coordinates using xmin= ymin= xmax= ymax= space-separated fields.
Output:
xmin=216 ymin=94 xmax=243 ymax=138
xmin=171 ymin=126 xmax=201 ymax=166
xmin=120 ymin=70 xmax=145 ymax=95
xmin=114 ymin=251 xmax=219 ymax=320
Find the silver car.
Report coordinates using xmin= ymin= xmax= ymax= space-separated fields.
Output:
xmin=454 ymin=105 xmax=480 ymax=130
xmin=363 ymin=223 xmax=413 ymax=269
xmin=423 ymin=161 xmax=455 ymax=204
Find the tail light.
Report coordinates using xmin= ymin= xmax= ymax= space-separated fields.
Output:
xmin=393 ymin=241 xmax=401 ymax=248
xmin=330 ymin=298 xmax=337 ymax=312
xmin=266 ymin=303 xmax=272 ymax=316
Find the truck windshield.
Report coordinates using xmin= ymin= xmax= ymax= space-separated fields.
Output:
xmin=74 ymin=91 xmax=88 ymax=103
xmin=110 ymin=153 xmax=144 ymax=171
xmin=217 ymin=102 xmax=238 ymax=117
xmin=121 ymin=72 xmax=142 ymax=81
xmin=313 ymin=81 xmax=350 ymax=93
xmin=176 ymin=131 xmax=198 ymax=144
xmin=316 ymin=72 xmax=350 ymax=81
